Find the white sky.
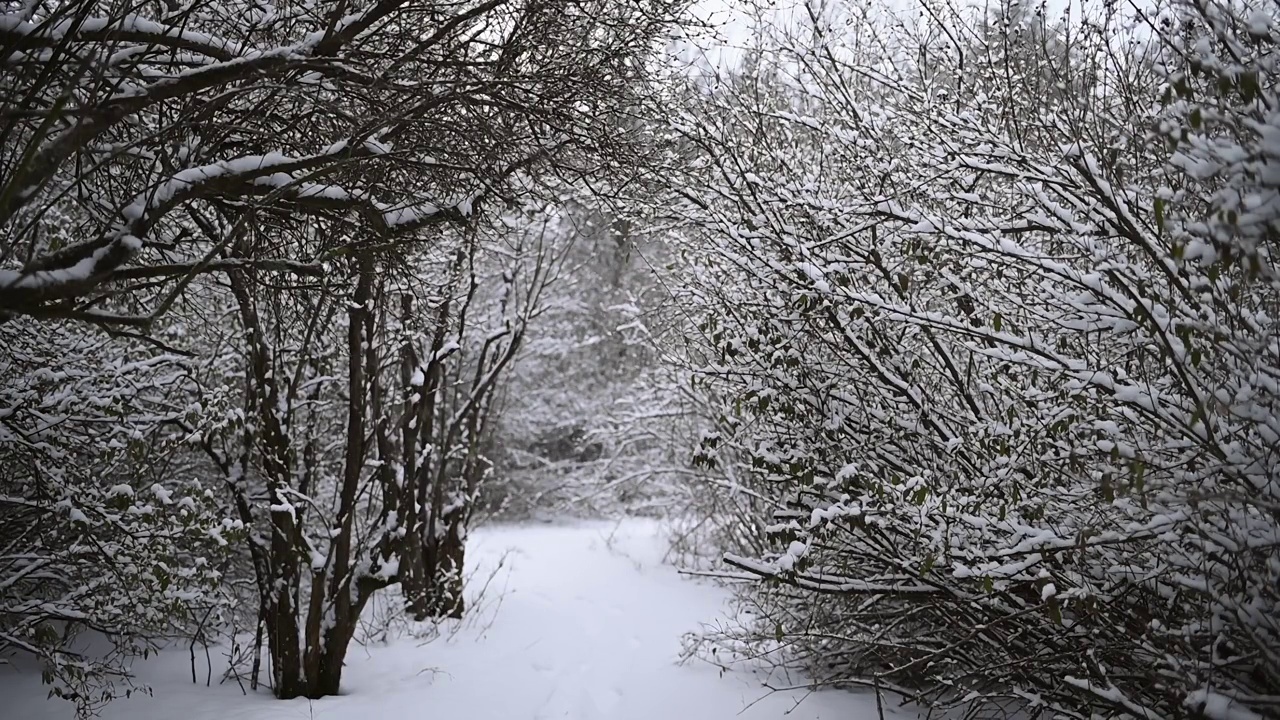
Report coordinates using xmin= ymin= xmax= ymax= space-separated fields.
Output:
xmin=673 ymin=0 xmax=1114 ymax=70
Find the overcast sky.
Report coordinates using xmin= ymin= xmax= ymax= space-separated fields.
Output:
xmin=674 ymin=0 xmax=1109 ymax=70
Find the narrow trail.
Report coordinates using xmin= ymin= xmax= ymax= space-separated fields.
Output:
xmin=3 ymin=520 xmax=885 ymax=720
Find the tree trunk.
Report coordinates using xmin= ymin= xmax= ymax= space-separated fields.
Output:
xmin=266 ymin=610 xmax=360 ymax=699
xmin=400 ymin=535 xmax=434 ymax=620
xmin=435 ymin=517 xmax=466 ymax=620
xmin=400 ymin=512 xmax=467 ymax=620
xmin=266 ymin=580 xmax=304 ymax=699
xmin=312 ymin=606 xmax=361 ymax=698
xmin=413 ymin=508 xmax=466 ymax=620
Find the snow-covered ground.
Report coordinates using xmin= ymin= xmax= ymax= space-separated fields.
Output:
xmin=2 ymin=520 xmax=890 ymax=720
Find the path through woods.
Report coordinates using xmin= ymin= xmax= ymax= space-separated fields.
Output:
xmin=3 ymin=520 xmax=891 ymax=720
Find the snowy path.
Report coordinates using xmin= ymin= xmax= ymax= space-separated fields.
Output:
xmin=3 ymin=520 xmax=886 ymax=720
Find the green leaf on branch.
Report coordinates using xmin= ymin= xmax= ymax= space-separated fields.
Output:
xmin=1047 ymin=599 xmax=1062 ymax=626
xmin=920 ymin=555 xmax=935 ymax=577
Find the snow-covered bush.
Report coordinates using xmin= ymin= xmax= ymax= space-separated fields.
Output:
xmin=0 ymin=319 xmax=238 ymax=717
xmin=665 ymin=1 xmax=1280 ymax=718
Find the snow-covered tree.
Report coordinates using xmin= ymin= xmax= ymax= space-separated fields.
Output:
xmin=1 ymin=0 xmax=688 ymax=705
xmin=0 ymin=0 xmax=684 ymax=325
xmin=64 ymin=194 xmax=577 ymax=702
xmin=379 ymin=204 xmax=565 ymax=620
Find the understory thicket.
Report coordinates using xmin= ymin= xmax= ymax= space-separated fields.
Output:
xmin=662 ymin=1 xmax=1280 ymax=718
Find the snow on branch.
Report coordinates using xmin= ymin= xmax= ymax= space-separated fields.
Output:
xmin=0 ymin=144 xmax=481 ymax=314
xmin=723 ymin=553 xmax=943 ymax=596
xmin=0 ymin=12 xmax=249 ymax=61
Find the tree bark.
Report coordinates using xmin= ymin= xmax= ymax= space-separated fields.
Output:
xmin=400 ymin=287 xmax=456 ymax=620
